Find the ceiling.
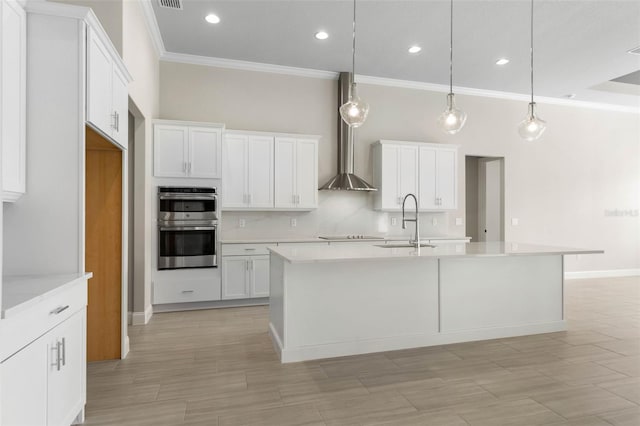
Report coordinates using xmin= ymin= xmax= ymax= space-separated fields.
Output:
xmin=150 ymin=0 xmax=640 ymax=108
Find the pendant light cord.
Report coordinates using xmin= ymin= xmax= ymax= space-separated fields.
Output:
xmin=449 ymin=0 xmax=453 ymax=94
xmin=351 ymin=0 xmax=357 ymax=79
xmin=530 ymin=0 xmax=534 ymax=104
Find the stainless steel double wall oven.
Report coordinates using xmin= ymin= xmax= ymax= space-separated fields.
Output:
xmin=158 ymin=187 xmax=218 ymax=270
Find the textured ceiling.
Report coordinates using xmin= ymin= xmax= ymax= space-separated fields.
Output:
xmin=151 ymin=0 xmax=640 ymax=108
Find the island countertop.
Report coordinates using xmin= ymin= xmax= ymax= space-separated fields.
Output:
xmin=268 ymin=241 xmax=603 ymax=264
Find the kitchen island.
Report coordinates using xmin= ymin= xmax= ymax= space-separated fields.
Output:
xmin=268 ymin=242 xmax=602 ymax=363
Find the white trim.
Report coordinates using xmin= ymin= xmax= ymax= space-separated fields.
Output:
xmin=123 ymin=335 xmax=130 ymax=359
xmin=131 ymin=305 xmax=153 ymax=325
xmin=160 ymin=52 xmax=338 ymax=80
xmin=269 ymin=322 xmax=284 ymax=359
xmin=565 ymin=269 xmax=640 ymax=280
xmin=278 ymin=321 xmax=567 ymax=363
xmin=153 ymin=118 xmax=225 ymax=129
xmin=225 ymin=129 xmax=321 ymax=140
xmin=138 ymin=0 xmax=165 ymax=57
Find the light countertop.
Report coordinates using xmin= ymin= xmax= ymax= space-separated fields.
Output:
xmin=2 ymin=272 xmax=93 ymax=319
xmin=268 ymin=241 xmax=603 ymax=264
xmin=220 ymin=235 xmax=471 ymax=244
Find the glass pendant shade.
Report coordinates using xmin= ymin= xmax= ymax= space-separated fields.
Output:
xmin=438 ymin=93 xmax=467 ymax=134
xmin=518 ymin=102 xmax=546 ymax=141
xmin=339 ymin=83 xmax=369 ymax=128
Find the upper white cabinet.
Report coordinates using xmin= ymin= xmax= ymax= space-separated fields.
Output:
xmin=419 ymin=145 xmax=458 ymax=210
xmin=373 ymin=141 xmax=458 ymax=211
xmin=1 ymin=0 xmax=27 ymax=202
xmin=153 ymin=120 xmax=224 ymax=179
xmin=222 ymin=132 xmax=274 ymax=209
xmin=86 ymin=27 xmax=130 ymax=148
xmin=222 ymin=131 xmax=319 ymax=211
xmin=274 ymin=137 xmax=318 ymax=209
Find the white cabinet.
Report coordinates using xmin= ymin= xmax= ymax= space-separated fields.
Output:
xmin=221 ymin=255 xmax=270 ymax=299
xmin=373 ymin=143 xmax=419 ymax=210
xmin=1 ymin=0 xmax=27 ymax=202
xmin=374 ymin=141 xmax=458 ymax=212
xmin=223 ymin=131 xmax=319 ymax=211
xmin=274 ymin=137 xmax=318 ymax=209
xmin=222 ymin=133 xmax=274 ymax=209
xmin=86 ymin=27 xmax=129 ymax=148
xmin=419 ymin=146 xmax=458 ymax=210
xmin=154 ymin=121 xmax=223 ymax=178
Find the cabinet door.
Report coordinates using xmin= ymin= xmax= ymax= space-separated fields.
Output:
xmin=0 ymin=337 xmax=48 ymax=426
xmin=189 ymin=127 xmax=221 ymax=178
xmin=154 ymin=125 xmax=189 ymax=177
xmin=274 ymin=137 xmax=296 ymax=209
xmin=221 ymin=257 xmax=249 ymax=299
xmin=437 ymin=148 xmax=458 ymax=209
xmin=1 ymin=0 xmax=26 ymax=201
xmin=111 ymin=66 xmax=128 ymax=149
xmin=247 ymin=136 xmax=274 ymax=208
xmin=380 ymin=145 xmax=400 ymax=209
xmin=295 ymin=139 xmax=318 ymax=209
xmin=419 ymin=146 xmax=438 ymax=210
xmin=398 ymin=145 xmax=419 ymax=205
xmin=250 ymin=256 xmax=270 ymax=298
xmin=222 ymin=134 xmax=249 ymax=208
xmin=47 ymin=311 xmax=85 ymax=426
xmin=87 ymin=27 xmax=113 ymax=137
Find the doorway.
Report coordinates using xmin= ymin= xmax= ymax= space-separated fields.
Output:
xmin=85 ymin=126 xmax=123 ymax=361
xmin=465 ymin=156 xmax=505 ymax=242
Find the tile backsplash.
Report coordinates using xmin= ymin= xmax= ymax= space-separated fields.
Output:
xmin=221 ymin=191 xmax=457 ymax=240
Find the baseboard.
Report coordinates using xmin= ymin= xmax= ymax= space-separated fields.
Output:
xmin=152 ymin=298 xmax=269 ymax=313
xmin=565 ymin=268 xmax=640 ymax=279
xmin=131 ymin=305 xmax=153 ymax=325
xmin=277 ymin=321 xmax=567 ymax=363
xmin=269 ymin=322 xmax=283 ymax=359
xmin=122 ymin=335 xmax=130 ymax=359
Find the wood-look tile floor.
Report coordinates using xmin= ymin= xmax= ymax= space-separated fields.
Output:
xmin=85 ymin=277 xmax=640 ymax=425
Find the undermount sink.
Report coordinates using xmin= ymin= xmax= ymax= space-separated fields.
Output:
xmin=377 ymin=243 xmax=437 ymax=249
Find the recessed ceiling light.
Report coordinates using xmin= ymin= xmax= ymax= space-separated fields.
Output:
xmin=205 ymin=14 xmax=220 ymax=24
xmin=315 ymin=31 xmax=329 ymax=40
xmin=564 ymin=94 xmax=577 ymax=99
xmin=495 ymin=58 xmax=510 ymax=65
xmin=408 ymin=45 xmax=422 ymax=54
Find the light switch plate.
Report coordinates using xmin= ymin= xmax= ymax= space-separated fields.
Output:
xmin=290 ymin=218 xmax=297 ymax=227
xmin=239 ymin=218 xmax=246 ymax=228
xmin=432 ymin=218 xmax=438 ymax=226
xmin=391 ymin=217 xmax=397 ymax=226
xmin=511 ymin=218 xmax=519 ymax=226
xmin=455 ymin=218 xmax=463 ymax=226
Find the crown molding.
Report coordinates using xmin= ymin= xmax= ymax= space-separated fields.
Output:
xmin=356 ymin=75 xmax=640 ymax=114
xmin=138 ymin=0 xmax=166 ymax=57
xmin=160 ymin=52 xmax=339 ymax=80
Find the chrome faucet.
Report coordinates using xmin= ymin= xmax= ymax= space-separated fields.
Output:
xmin=402 ymin=193 xmax=420 ymax=248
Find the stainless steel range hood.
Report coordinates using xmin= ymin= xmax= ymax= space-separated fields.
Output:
xmin=319 ymin=72 xmax=377 ymax=191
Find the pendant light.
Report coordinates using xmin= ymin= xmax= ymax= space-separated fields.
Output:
xmin=437 ymin=0 xmax=466 ymax=134
xmin=518 ymin=0 xmax=546 ymax=141
xmin=339 ymin=0 xmax=369 ymax=128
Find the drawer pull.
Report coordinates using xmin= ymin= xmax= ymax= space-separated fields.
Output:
xmin=50 ymin=305 xmax=70 ymax=315
xmin=181 ymin=290 xmax=194 ymax=294
xmin=244 ymin=248 xmax=256 ymax=251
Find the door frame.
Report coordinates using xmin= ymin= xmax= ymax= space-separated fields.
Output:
xmin=465 ymin=155 xmax=505 ymax=242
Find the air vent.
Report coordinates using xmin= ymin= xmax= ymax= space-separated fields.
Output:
xmin=628 ymin=46 xmax=640 ymax=55
xmin=158 ymin=0 xmax=183 ymax=10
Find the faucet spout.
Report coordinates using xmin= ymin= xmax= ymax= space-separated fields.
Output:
xmin=401 ymin=194 xmax=420 ymax=248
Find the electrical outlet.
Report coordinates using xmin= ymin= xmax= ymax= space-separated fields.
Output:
xmin=511 ymin=218 xmax=519 ymax=226
xmin=239 ymin=218 xmax=246 ymax=228
xmin=455 ymin=217 xmax=463 ymax=226
xmin=290 ymin=218 xmax=297 ymax=227
xmin=391 ymin=217 xmax=397 ymax=226
xmin=432 ymin=218 xmax=438 ymax=226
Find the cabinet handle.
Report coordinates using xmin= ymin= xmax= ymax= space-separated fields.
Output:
xmin=61 ymin=337 xmax=66 ymax=367
xmin=296 ymin=195 xmax=300 ymax=204
xmin=50 ymin=305 xmax=70 ymax=315
xmin=115 ymin=111 xmax=119 ymax=132
xmin=51 ymin=344 xmax=60 ymax=370
xmin=292 ymin=194 xmax=296 ymax=204
xmin=188 ymin=162 xmax=192 ymax=174
xmin=244 ymin=248 xmax=256 ymax=251
xmin=251 ymin=260 xmax=254 ymax=270
xmin=247 ymin=194 xmax=252 ymax=204
xmin=246 ymin=260 xmax=250 ymax=271
xmin=56 ymin=341 xmax=62 ymax=371
xmin=181 ymin=290 xmax=194 ymax=294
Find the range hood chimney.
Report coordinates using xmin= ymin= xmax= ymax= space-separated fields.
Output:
xmin=319 ymin=72 xmax=377 ymax=191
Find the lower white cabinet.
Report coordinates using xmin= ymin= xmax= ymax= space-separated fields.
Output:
xmin=1 ymin=309 xmax=86 ymax=426
xmin=221 ymin=255 xmax=270 ymax=299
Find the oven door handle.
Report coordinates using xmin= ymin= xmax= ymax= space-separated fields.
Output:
xmin=159 ymin=226 xmax=217 ymax=231
xmin=159 ymin=194 xmax=217 ymax=200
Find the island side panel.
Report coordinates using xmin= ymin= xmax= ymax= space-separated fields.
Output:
xmin=268 ymin=254 xmax=286 ymax=356
xmin=439 ymin=255 xmax=564 ymax=335
xmin=282 ymin=258 xmax=439 ymax=362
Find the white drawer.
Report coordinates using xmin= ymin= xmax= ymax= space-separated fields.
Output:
xmin=0 ymin=280 xmax=87 ymax=361
xmin=221 ymin=243 xmax=274 ymax=256
xmin=153 ymin=279 xmax=221 ymax=304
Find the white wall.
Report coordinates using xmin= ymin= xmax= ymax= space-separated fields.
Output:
xmin=159 ymin=61 xmax=640 ymax=273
